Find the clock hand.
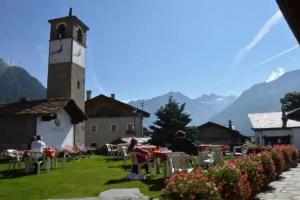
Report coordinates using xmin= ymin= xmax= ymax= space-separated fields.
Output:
xmin=74 ymin=49 xmax=82 ymax=56
xmin=51 ymin=44 xmax=63 ymax=54
xmin=57 ymin=44 xmax=63 ymax=53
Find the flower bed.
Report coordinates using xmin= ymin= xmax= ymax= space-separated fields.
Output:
xmin=161 ymin=145 xmax=298 ymax=200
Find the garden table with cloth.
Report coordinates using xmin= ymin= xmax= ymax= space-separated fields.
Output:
xmin=44 ymin=148 xmax=56 ymax=170
xmin=152 ymin=150 xmax=172 ymax=178
xmin=24 ymin=148 xmax=57 ymax=173
xmin=137 ymin=145 xmax=157 ymax=153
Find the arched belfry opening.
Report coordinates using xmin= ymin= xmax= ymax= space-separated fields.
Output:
xmin=77 ymin=27 xmax=83 ymax=43
xmin=57 ymin=24 xmax=66 ymax=39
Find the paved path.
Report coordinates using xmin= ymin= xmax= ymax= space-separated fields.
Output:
xmin=256 ymin=164 xmax=300 ymax=200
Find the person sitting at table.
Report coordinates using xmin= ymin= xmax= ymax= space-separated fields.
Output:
xmin=169 ymin=130 xmax=198 ymax=155
xmin=31 ymin=135 xmax=47 ymax=172
xmin=31 ymin=135 xmax=47 ymax=153
xmin=127 ymin=138 xmax=149 ymax=174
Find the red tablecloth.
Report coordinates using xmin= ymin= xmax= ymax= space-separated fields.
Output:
xmin=44 ymin=149 xmax=56 ymax=158
xmin=152 ymin=150 xmax=172 ymax=162
xmin=137 ymin=145 xmax=157 ymax=153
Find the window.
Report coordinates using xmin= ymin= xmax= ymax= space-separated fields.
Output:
xmin=77 ymin=81 xmax=80 ymax=89
xmin=77 ymin=27 xmax=83 ymax=43
xmin=127 ymin=123 xmax=134 ymax=132
xmin=57 ymin=24 xmax=66 ymax=39
xmin=111 ymin=124 xmax=118 ymax=132
xmin=90 ymin=124 xmax=97 ymax=133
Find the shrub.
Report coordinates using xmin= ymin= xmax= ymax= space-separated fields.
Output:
xmin=245 ymin=144 xmax=271 ymax=154
xmin=161 ymin=168 xmax=221 ymax=200
xmin=236 ymin=155 xmax=265 ymax=195
xmin=271 ymin=150 xmax=286 ymax=175
xmin=259 ymin=151 xmax=276 ymax=183
xmin=209 ymin=160 xmax=251 ymax=200
xmin=161 ymin=145 xmax=298 ymax=200
xmin=273 ymin=145 xmax=298 ymax=168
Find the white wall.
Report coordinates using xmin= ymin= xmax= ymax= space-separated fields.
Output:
xmin=36 ymin=109 xmax=74 ymax=148
xmin=255 ymin=128 xmax=300 ymax=149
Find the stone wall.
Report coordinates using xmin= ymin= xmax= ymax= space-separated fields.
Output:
xmin=0 ymin=117 xmax=36 ymax=150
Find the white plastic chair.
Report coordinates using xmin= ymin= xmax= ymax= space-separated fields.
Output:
xmin=198 ymin=151 xmax=214 ymax=167
xmin=213 ymin=151 xmax=224 ymax=165
xmin=121 ymin=146 xmax=130 ymax=163
xmin=105 ymin=144 xmax=118 ymax=157
xmin=6 ymin=149 xmax=21 ymax=170
xmin=30 ymin=152 xmax=44 ymax=175
xmin=169 ymin=155 xmax=194 ymax=176
xmin=233 ymin=146 xmax=242 ymax=156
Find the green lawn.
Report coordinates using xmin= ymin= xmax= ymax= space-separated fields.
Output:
xmin=0 ymin=156 xmax=164 ymax=200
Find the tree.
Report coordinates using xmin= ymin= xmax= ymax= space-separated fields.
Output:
xmin=280 ymin=92 xmax=300 ymax=111
xmin=150 ymin=96 xmax=192 ymax=146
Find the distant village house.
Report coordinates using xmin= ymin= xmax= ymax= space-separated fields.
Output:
xmin=197 ymin=121 xmax=249 ymax=146
xmin=248 ymin=111 xmax=300 ymax=149
xmin=85 ymin=93 xmax=150 ymax=148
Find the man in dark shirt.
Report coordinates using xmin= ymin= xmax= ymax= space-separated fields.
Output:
xmin=169 ymin=130 xmax=198 ymax=155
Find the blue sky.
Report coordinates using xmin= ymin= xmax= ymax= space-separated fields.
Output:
xmin=1 ymin=0 xmax=300 ymax=101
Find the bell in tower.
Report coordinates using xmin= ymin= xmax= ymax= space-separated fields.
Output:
xmin=47 ymin=8 xmax=89 ymax=145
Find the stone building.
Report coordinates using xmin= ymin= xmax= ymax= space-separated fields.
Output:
xmin=47 ymin=9 xmax=89 ymax=145
xmin=0 ymin=99 xmax=86 ymax=150
xmin=197 ymin=121 xmax=249 ymax=145
xmin=85 ymin=94 xmax=150 ymax=148
xmin=0 ymin=9 xmax=89 ymax=149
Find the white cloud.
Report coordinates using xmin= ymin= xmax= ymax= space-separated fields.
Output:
xmin=232 ymin=10 xmax=283 ymax=66
xmin=265 ymin=67 xmax=285 ymax=83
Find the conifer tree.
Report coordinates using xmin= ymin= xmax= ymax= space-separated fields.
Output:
xmin=150 ymin=96 xmax=191 ymax=145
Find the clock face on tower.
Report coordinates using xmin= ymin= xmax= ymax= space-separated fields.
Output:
xmin=72 ymin=40 xmax=86 ymax=68
xmin=49 ymin=39 xmax=72 ymax=64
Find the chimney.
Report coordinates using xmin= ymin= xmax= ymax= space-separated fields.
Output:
xmin=111 ymin=93 xmax=115 ymax=99
xmin=86 ymin=90 xmax=92 ymax=100
xmin=228 ymin=120 xmax=233 ymax=130
xmin=282 ymin=109 xmax=287 ymax=128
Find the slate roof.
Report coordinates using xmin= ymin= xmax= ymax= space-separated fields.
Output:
xmin=0 ymin=98 xmax=87 ymax=123
xmin=198 ymin=122 xmax=250 ymax=139
xmin=85 ymin=94 xmax=150 ymax=118
xmin=248 ymin=112 xmax=300 ymax=130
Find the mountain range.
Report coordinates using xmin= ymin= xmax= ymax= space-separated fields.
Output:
xmin=211 ymin=69 xmax=300 ymax=135
xmin=128 ymin=92 xmax=237 ymax=128
xmin=1 ymin=57 xmax=300 ymax=136
xmin=0 ymin=59 xmax=46 ymax=103
xmin=129 ymin=69 xmax=300 ymax=136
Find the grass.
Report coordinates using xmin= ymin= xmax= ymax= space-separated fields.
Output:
xmin=0 ymin=156 xmax=164 ymax=200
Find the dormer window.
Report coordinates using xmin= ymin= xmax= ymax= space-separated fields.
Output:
xmin=77 ymin=27 xmax=83 ymax=43
xmin=57 ymin=24 xmax=66 ymax=39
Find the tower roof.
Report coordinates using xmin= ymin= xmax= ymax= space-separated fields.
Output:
xmin=48 ymin=15 xmax=89 ymax=32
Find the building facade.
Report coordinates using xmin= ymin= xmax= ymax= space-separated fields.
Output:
xmin=197 ymin=121 xmax=249 ymax=145
xmin=249 ymin=112 xmax=300 ymax=148
xmin=47 ymin=9 xmax=89 ymax=145
xmin=85 ymin=94 xmax=150 ymax=148
xmin=0 ymin=99 xmax=86 ymax=150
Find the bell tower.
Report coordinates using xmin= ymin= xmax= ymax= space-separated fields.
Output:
xmin=47 ymin=8 xmax=89 ymax=145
